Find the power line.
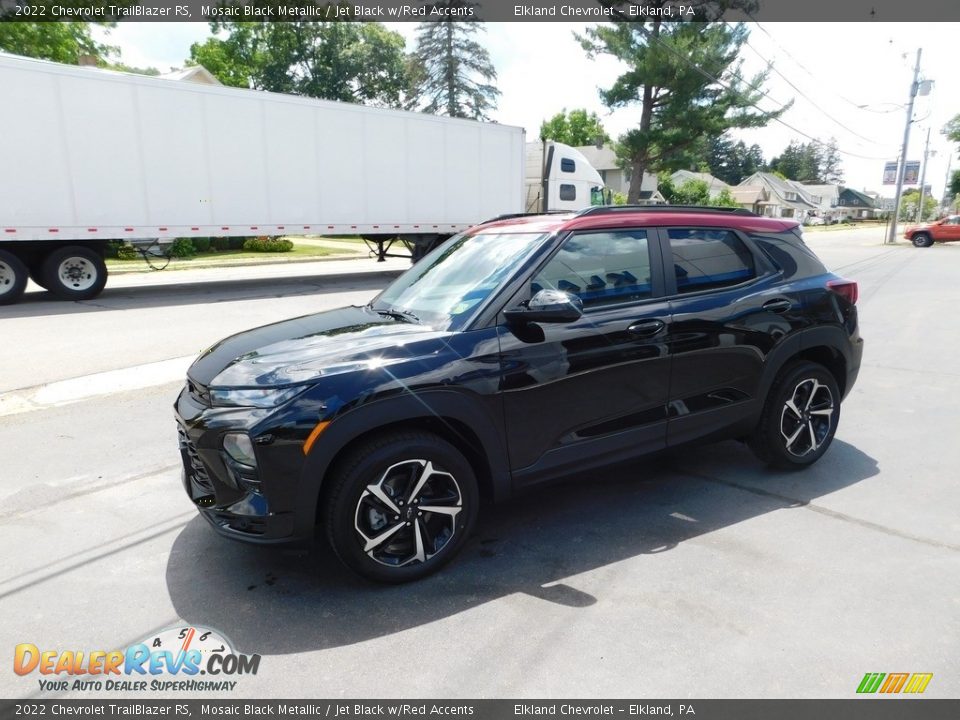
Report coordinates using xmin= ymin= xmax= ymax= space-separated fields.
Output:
xmin=628 ymin=21 xmax=895 ymax=162
xmin=749 ymin=20 xmax=907 ymax=116
xmin=734 ymin=25 xmax=888 ymax=146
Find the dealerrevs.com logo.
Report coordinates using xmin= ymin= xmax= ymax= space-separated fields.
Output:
xmin=14 ymin=626 xmax=260 ymax=693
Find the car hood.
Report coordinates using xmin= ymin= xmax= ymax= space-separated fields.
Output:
xmin=188 ymin=305 xmax=448 ymax=388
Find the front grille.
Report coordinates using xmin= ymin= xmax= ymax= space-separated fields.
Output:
xmin=178 ymin=426 xmax=215 ymax=503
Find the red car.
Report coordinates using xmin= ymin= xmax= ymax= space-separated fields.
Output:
xmin=904 ymin=215 xmax=960 ymax=247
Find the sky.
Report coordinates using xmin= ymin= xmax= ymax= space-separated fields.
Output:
xmin=91 ymin=21 xmax=959 ymax=200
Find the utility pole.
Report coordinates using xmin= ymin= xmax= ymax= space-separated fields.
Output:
xmin=943 ymin=154 xmax=954 ymax=210
xmin=886 ymin=48 xmax=922 ymax=244
xmin=916 ymin=127 xmax=932 ymax=222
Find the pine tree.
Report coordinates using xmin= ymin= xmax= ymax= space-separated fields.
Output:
xmin=580 ymin=10 xmax=785 ymax=203
xmin=411 ymin=1 xmax=500 ymax=120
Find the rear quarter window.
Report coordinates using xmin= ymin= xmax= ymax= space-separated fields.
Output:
xmin=667 ymin=229 xmax=756 ymax=294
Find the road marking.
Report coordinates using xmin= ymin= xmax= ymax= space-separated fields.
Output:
xmin=0 ymin=355 xmax=194 ymax=418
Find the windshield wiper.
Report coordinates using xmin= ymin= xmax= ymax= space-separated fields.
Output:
xmin=372 ymin=306 xmax=420 ymax=324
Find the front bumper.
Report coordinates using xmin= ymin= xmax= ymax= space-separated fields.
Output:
xmin=175 ymin=386 xmax=309 ymax=545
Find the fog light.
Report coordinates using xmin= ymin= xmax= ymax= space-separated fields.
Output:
xmin=223 ymin=432 xmax=257 ymax=467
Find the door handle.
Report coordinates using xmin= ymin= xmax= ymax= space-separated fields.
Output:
xmin=762 ymin=298 xmax=792 ymax=314
xmin=626 ymin=319 xmax=666 ymax=337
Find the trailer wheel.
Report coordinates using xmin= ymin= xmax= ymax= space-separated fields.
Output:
xmin=0 ymin=249 xmax=29 ymax=305
xmin=41 ymin=246 xmax=108 ymax=301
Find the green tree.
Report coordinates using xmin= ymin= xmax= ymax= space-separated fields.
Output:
xmin=819 ymin=138 xmax=843 ymax=184
xmin=949 ymin=170 xmax=960 ymax=200
xmin=769 ymin=138 xmax=841 ymax=184
xmin=580 ymin=10 xmax=784 ymax=203
xmin=704 ymin=134 xmax=766 ymax=184
xmin=900 ymin=189 xmax=937 ymax=222
xmin=189 ymin=21 xmax=409 ymax=106
xmin=944 ymin=114 xmax=960 ymax=151
xmin=0 ymin=21 xmax=116 ymax=65
xmin=661 ymin=177 xmax=741 ymax=208
xmin=410 ymin=1 xmax=500 ymax=119
xmin=540 ymin=108 xmax=611 ymax=146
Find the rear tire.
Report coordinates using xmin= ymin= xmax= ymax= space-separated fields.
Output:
xmin=912 ymin=233 xmax=934 ymax=248
xmin=748 ymin=361 xmax=841 ymax=470
xmin=41 ymin=246 xmax=108 ymax=301
xmin=0 ymin=249 xmax=28 ymax=305
xmin=324 ymin=431 xmax=478 ymax=583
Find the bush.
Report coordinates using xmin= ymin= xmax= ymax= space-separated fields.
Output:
xmin=192 ymin=237 xmax=211 ymax=253
xmin=228 ymin=237 xmax=246 ymax=250
xmin=105 ymin=240 xmax=123 ymax=259
xmin=242 ymin=236 xmax=294 ymax=253
xmin=212 ymin=237 xmax=231 ymax=251
xmin=117 ymin=244 xmax=139 ymax=260
xmin=168 ymin=238 xmax=196 ymax=257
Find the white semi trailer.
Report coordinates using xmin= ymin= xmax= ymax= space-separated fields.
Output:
xmin=0 ymin=53 xmax=605 ymax=304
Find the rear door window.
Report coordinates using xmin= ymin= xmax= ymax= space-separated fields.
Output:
xmin=666 ymin=229 xmax=756 ymax=294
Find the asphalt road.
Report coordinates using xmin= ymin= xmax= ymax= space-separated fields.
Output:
xmin=1 ymin=229 xmax=957 ymax=699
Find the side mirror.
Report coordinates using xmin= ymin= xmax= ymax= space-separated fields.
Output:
xmin=504 ymin=289 xmax=583 ymax=324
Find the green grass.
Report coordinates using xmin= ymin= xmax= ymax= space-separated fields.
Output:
xmin=106 ymin=243 xmax=337 ymax=267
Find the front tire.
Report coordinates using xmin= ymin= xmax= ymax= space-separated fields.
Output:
xmin=0 ymin=249 xmax=28 ymax=305
xmin=41 ymin=246 xmax=108 ymax=301
xmin=912 ymin=233 xmax=934 ymax=248
xmin=324 ymin=431 xmax=479 ymax=583
xmin=749 ymin=361 xmax=841 ymax=470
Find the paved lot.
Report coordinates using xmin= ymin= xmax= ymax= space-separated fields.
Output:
xmin=1 ymin=229 xmax=957 ymax=699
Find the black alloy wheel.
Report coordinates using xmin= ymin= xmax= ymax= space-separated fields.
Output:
xmin=749 ymin=361 xmax=841 ymax=469
xmin=324 ymin=431 xmax=478 ymax=583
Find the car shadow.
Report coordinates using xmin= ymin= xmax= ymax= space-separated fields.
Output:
xmin=2 ymin=270 xmax=402 ymax=319
xmin=165 ymin=438 xmax=877 ymax=655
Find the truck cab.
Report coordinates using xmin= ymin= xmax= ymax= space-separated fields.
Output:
xmin=525 ymin=141 xmax=607 ymax=213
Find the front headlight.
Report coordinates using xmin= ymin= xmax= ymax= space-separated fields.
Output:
xmin=209 ymin=385 xmax=309 ymax=408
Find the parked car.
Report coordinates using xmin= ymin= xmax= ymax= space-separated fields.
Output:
xmin=175 ymin=205 xmax=863 ymax=583
xmin=804 ymin=216 xmax=826 ymax=226
xmin=904 ymin=215 xmax=960 ymax=247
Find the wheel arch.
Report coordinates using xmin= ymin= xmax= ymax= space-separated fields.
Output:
xmin=296 ymin=390 xmax=510 ymax=538
xmin=757 ymin=326 xmax=853 ymax=407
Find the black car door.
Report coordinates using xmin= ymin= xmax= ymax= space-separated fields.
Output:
xmin=496 ymin=227 xmax=672 ymax=485
xmin=659 ymin=226 xmax=805 ymax=446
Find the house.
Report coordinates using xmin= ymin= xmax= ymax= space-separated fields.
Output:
xmin=574 ymin=145 xmax=663 ymax=202
xmin=160 ymin=66 xmax=222 ymax=86
xmin=739 ymin=172 xmax=819 ymax=222
xmin=836 ymin=188 xmax=878 ymax=219
xmin=799 ymin=184 xmax=840 ymax=223
xmin=730 ymin=185 xmax=770 ymax=215
xmin=864 ymin=191 xmax=895 ymax=213
xmin=667 ymin=170 xmax=772 ymax=213
xmin=670 ymin=170 xmax=731 ymax=198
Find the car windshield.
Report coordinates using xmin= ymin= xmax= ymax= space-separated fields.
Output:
xmin=371 ymin=231 xmax=549 ymax=331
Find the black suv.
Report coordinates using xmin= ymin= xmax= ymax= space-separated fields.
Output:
xmin=175 ymin=206 xmax=863 ymax=582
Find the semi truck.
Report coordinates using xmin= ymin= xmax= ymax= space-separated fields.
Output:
xmin=0 ymin=52 xmax=605 ymax=305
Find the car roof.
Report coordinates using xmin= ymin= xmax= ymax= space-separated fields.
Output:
xmin=472 ymin=207 xmax=800 ymax=235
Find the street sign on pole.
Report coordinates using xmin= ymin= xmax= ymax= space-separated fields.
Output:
xmin=884 ymin=161 xmax=920 ymax=185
